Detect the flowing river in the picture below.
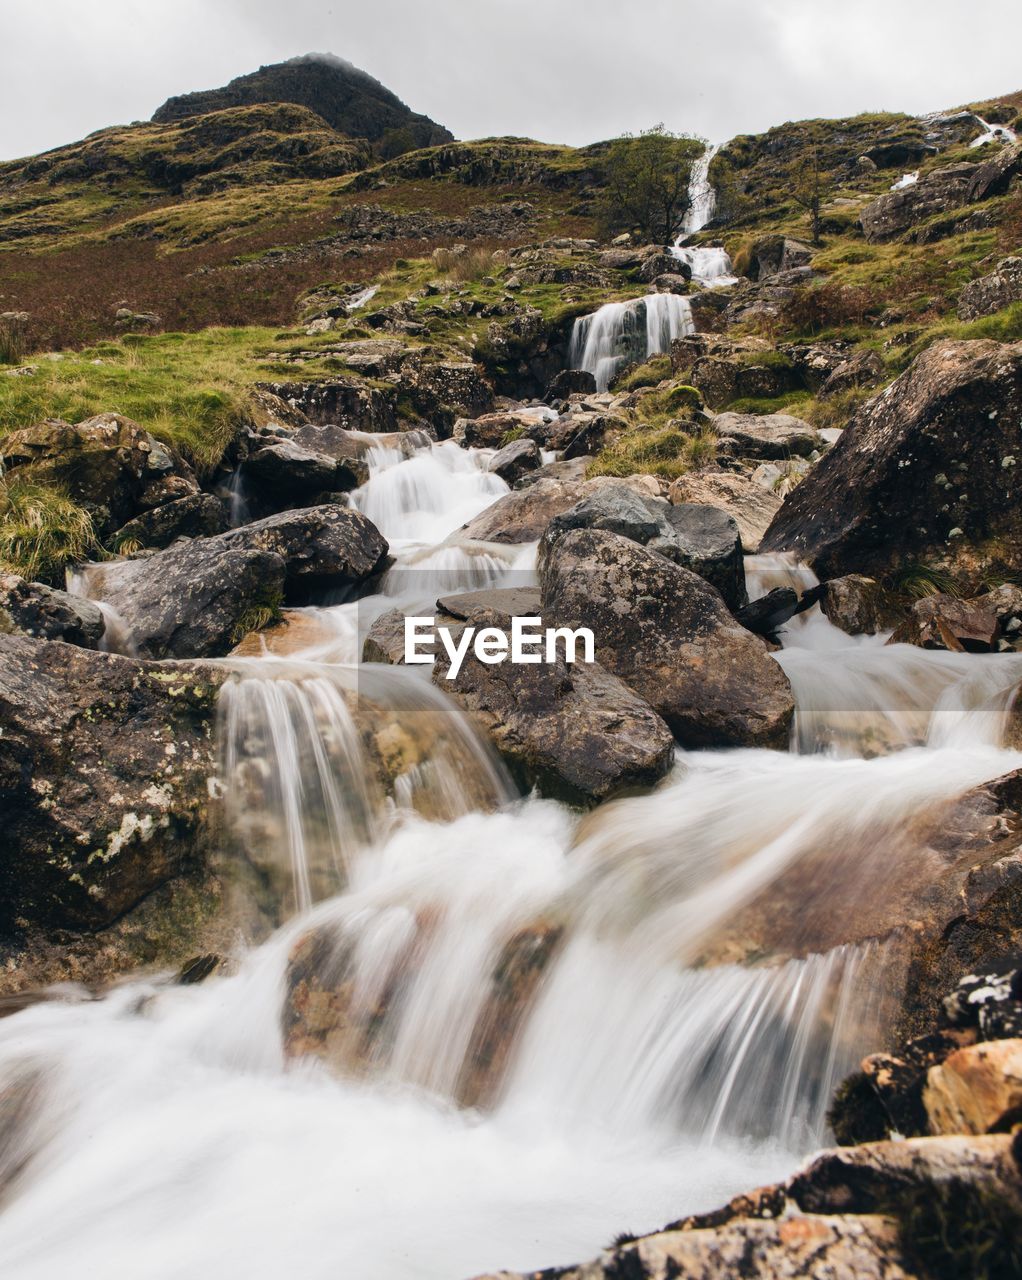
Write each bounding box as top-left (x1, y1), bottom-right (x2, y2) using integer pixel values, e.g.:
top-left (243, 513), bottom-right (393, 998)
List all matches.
top-left (2, 432), bottom-right (1022, 1280)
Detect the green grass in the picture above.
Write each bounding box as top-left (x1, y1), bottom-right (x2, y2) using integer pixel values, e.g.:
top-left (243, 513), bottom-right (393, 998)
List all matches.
top-left (0, 476), bottom-right (97, 582)
top-left (587, 423), bottom-right (717, 480)
top-left (0, 327), bottom-right (286, 472)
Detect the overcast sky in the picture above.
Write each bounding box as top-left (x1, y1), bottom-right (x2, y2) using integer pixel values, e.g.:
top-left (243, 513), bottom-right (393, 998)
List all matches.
top-left (1, 0), bottom-right (1019, 161)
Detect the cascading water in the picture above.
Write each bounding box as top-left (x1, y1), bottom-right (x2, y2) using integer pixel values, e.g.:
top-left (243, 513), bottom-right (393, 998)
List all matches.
top-left (671, 141), bottom-right (739, 288)
top-left (970, 115), bottom-right (1018, 148)
top-left (567, 294), bottom-right (694, 391)
top-left (5, 432), bottom-right (1022, 1279)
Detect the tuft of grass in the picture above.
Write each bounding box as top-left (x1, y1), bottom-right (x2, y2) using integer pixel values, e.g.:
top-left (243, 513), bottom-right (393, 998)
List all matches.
top-left (587, 423), bottom-right (716, 480)
top-left (612, 354), bottom-right (673, 392)
top-left (231, 604), bottom-right (280, 644)
top-left (887, 562), bottom-right (961, 601)
top-left (432, 245), bottom-right (504, 283)
top-left (0, 475), bottom-right (97, 584)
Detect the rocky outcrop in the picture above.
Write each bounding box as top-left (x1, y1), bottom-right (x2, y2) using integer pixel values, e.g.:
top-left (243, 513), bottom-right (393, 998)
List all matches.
top-left (0, 415), bottom-right (197, 538)
top-left (0, 575), bottom-right (105, 648)
top-left (744, 234), bottom-right (814, 281)
top-left (761, 340), bottom-right (1022, 586)
top-left (859, 162), bottom-right (978, 243)
top-left (83, 506), bottom-right (388, 658)
top-left (540, 530), bottom-right (793, 748)
top-left (713, 411), bottom-right (822, 460)
top-left (958, 256), bottom-right (1022, 321)
top-left (924, 1039), bottom-right (1022, 1135)
top-left (0, 636), bottom-right (223, 930)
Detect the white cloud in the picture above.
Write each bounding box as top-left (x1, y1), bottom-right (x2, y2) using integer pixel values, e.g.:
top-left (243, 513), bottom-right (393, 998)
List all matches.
top-left (0, 0), bottom-right (1018, 161)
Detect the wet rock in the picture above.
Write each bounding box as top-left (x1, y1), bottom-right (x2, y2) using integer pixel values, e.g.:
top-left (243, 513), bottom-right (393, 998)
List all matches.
top-left (821, 575), bottom-right (903, 636)
top-left (453, 412), bottom-right (534, 449)
top-left (761, 340), bottom-right (1022, 586)
top-left (241, 436), bottom-right (343, 500)
top-left (460, 473), bottom-right (656, 545)
top-left (0, 635), bottom-right (223, 930)
top-left (256, 378), bottom-right (400, 432)
top-left (0, 574), bottom-right (105, 648)
top-left (924, 1039), bottom-right (1022, 1134)
top-left (110, 493), bottom-right (228, 551)
top-left (958, 256), bottom-right (1022, 321)
top-left (890, 593), bottom-right (999, 652)
top-left (428, 593), bottom-right (674, 804)
top-left (486, 438), bottom-right (541, 485)
top-left (713, 411), bottom-right (822, 460)
top-left (84, 506), bottom-right (388, 658)
top-left (668, 469), bottom-right (783, 553)
top-left (540, 529), bottom-right (794, 749)
top-left (0, 414), bottom-right (197, 537)
top-left (967, 141), bottom-right (1022, 202)
top-left (734, 587), bottom-right (802, 640)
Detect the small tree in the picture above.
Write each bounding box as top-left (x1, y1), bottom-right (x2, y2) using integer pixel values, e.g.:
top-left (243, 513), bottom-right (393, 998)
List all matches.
top-left (600, 126), bottom-right (700, 244)
top-left (792, 145), bottom-right (824, 246)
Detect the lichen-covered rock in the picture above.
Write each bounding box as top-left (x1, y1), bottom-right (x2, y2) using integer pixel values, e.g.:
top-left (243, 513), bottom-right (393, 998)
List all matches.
top-left (820, 350), bottom-right (886, 399)
top-left (111, 493), bottom-right (228, 551)
top-left (0, 635), bottom-right (224, 930)
top-left (0, 414), bottom-right (197, 536)
top-left (744, 234), bottom-right (815, 281)
top-left (761, 340), bottom-right (1022, 587)
top-left (821, 575), bottom-right (904, 637)
top-left (240, 436), bottom-right (343, 500)
top-left (0, 574), bottom-right (105, 648)
top-left (859, 162), bottom-right (978, 242)
top-left (540, 529), bottom-right (793, 748)
top-left (958, 256), bottom-right (1022, 321)
top-left (460, 473), bottom-right (657, 545)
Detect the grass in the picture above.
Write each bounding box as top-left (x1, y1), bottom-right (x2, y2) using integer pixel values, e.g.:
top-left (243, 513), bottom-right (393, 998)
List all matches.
top-left (587, 423), bottom-right (717, 480)
top-left (0, 327), bottom-right (283, 473)
top-left (0, 475), bottom-right (97, 582)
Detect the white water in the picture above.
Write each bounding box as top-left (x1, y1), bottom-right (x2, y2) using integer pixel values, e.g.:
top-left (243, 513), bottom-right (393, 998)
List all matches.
top-left (568, 294), bottom-right (694, 391)
top-left (7, 437), bottom-right (1022, 1279)
top-left (970, 116), bottom-right (1018, 148)
top-left (671, 141), bottom-right (739, 288)
top-left (891, 171), bottom-right (919, 190)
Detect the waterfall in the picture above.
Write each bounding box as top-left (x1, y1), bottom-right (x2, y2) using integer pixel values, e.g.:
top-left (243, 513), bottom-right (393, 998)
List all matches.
top-left (670, 141), bottom-right (739, 288)
top-left (970, 116), bottom-right (1018, 148)
top-left (6, 430), bottom-right (1022, 1279)
top-left (568, 294), bottom-right (694, 391)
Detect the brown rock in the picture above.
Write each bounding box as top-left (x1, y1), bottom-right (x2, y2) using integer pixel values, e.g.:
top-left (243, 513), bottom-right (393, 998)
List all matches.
top-left (924, 1039), bottom-right (1022, 1134)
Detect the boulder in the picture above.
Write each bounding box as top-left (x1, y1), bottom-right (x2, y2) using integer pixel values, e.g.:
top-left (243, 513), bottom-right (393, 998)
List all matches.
top-left (0, 414), bottom-right (197, 536)
top-left (84, 506), bottom-right (388, 658)
top-left (821, 575), bottom-right (903, 636)
top-left (668, 469), bottom-right (783, 552)
top-left (760, 340), bottom-right (1022, 586)
top-left (734, 587), bottom-right (802, 640)
top-left (690, 355), bottom-right (799, 410)
top-left (819, 349), bottom-right (886, 399)
top-left (111, 493), bottom-right (228, 551)
top-left (780, 342), bottom-right (854, 391)
top-left (543, 368), bottom-right (597, 401)
top-left (241, 437), bottom-right (343, 500)
top-left (745, 235), bottom-right (814, 281)
top-left (540, 529), bottom-right (794, 748)
top-left (0, 635), bottom-right (223, 930)
top-left (542, 484), bottom-right (747, 609)
top-left (486, 438), bottom-right (541, 485)
top-left (924, 1039), bottom-right (1022, 1134)
top-left (890, 593), bottom-right (999, 652)
top-left (967, 141), bottom-right (1022, 203)
top-left (713, 411), bottom-right (822, 460)
top-left (958, 257), bottom-right (1022, 321)
top-left (432, 617), bottom-right (675, 805)
top-left (453, 412), bottom-right (534, 449)
top-left (0, 574), bottom-right (105, 648)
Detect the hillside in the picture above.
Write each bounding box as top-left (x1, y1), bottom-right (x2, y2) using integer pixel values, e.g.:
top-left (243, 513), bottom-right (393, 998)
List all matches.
top-left (152, 53), bottom-right (453, 152)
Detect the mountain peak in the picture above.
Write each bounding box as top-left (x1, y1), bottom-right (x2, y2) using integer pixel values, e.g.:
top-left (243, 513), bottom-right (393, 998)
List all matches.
top-left (151, 54), bottom-right (453, 151)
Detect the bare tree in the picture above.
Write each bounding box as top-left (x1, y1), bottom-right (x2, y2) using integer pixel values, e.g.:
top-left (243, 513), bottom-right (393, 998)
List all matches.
top-left (792, 145), bottom-right (824, 246)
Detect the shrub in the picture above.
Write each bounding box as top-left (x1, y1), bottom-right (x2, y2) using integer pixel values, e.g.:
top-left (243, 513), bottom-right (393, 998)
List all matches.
top-left (432, 245), bottom-right (503, 284)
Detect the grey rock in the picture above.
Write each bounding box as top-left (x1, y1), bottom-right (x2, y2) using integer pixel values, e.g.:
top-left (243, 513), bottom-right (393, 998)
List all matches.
top-left (958, 257), bottom-right (1022, 322)
top-left (0, 575), bottom-right (105, 648)
top-left (713, 411), bottom-right (822, 460)
top-left (487, 438), bottom-right (541, 485)
top-left (111, 493), bottom-right (228, 550)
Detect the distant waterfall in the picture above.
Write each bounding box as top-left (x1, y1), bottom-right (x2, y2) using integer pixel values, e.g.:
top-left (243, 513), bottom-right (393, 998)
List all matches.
top-left (671, 141), bottom-right (739, 288)
top-left (568, 294), bottom-right (694, 391)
